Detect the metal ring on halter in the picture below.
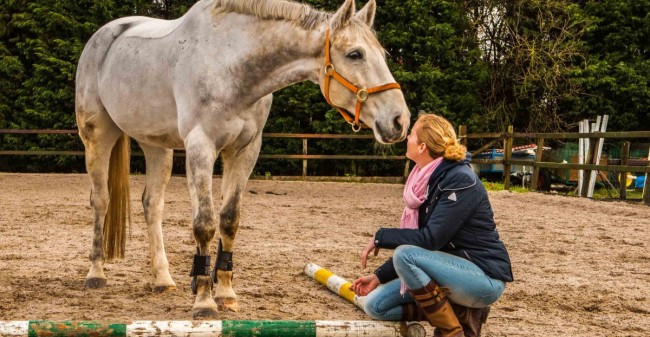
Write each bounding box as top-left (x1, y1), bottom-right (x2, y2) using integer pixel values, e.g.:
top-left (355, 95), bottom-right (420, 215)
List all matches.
top-left (351, 122), bottom-right (361, 132)
top-left (325, 64), bottom-right (335, 74)
top-left (356, 89), bottom-right (369, 102)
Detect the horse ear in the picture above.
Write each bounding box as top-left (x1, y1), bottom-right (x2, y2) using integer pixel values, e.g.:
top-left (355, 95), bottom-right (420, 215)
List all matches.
top-left (331, 0), bottom-right (356, 30)
top-left (355, 0), bottom-right (376, 27)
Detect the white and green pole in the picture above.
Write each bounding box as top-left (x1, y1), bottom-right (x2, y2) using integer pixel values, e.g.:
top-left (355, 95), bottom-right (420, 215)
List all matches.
top-left (0, 320), bottom-right (426, 337)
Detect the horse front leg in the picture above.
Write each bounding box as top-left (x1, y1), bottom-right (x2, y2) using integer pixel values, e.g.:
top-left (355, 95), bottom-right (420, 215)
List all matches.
top-left (140, 143), bottom-right (176, 292)
top-left (185, 131), bottom-right (220, 319)
top-left (213, 133), bottom-right (263, 312)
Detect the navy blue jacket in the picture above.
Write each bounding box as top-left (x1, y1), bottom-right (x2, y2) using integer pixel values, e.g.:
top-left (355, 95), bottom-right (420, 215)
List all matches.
top-left (373, 155), bottom-right (513, 283)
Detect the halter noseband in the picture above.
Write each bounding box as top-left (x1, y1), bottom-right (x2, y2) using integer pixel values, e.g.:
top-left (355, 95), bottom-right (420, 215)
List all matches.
top-left (322, 29), bottom-right (402, 132)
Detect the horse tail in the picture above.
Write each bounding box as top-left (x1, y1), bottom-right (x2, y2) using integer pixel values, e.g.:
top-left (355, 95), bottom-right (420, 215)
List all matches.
top-left (104, 133), bottom-right (131, 260)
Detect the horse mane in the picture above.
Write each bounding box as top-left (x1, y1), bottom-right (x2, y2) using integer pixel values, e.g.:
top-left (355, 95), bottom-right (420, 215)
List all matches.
top-left (213, 0), bottom-right (385, 53)
top-left (214, 0), bottom-right (331, 30)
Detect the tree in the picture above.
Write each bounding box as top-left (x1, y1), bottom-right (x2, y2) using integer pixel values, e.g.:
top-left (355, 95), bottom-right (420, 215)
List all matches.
top-left (0, 0), bottom-right (194, 172)
top-left (4, 0), bottom-right (646, 174)
top-left (376, 0), bottom-right (488, 130)
top-left (0, 0), bottom-right (27, 129)
top-left (262, 0), bottom-right (489, 175)
top-left (573, 0), bottom-right (650, 131)
top-left (466, 0), bottom-right (590, 132)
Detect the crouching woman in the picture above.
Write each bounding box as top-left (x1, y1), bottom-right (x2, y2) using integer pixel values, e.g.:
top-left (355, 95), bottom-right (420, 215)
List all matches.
top-left (350, 113), bottom-right (513, 337)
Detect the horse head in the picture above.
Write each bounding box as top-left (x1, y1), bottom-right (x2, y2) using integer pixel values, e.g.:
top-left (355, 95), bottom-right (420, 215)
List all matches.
top-left (320, 0), bottom-right (410, 144)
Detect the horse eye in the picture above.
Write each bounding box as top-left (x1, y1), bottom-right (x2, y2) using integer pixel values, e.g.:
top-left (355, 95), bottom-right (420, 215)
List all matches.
top-left (346, 50), bottom-right (363, 60)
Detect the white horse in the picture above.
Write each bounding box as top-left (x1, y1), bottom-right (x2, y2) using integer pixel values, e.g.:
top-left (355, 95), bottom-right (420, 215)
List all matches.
top-left (75, 0), bottom-right (409, 318)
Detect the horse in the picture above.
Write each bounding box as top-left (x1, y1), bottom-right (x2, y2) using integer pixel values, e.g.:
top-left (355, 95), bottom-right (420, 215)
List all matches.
top-left (75, 0), bottom-right (410, 318)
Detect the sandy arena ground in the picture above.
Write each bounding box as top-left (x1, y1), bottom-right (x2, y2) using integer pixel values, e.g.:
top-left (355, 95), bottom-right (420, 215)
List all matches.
top-left (0, 173), bottom-right (648, 336)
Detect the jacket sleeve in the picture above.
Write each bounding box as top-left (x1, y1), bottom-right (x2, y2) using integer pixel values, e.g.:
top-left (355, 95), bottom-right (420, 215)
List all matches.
top-left (373, 258), bottom-right (398, 284)
top-left (374, 186), bottom-right (477, 251)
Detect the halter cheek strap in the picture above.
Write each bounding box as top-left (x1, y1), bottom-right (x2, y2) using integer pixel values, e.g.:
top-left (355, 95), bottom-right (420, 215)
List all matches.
top-left (322, 29), bottom-right (402, 132)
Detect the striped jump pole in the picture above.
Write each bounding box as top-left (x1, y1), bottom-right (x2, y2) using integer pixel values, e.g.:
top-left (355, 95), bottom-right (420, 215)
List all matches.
top-left (0, 320), bottom-right (426, 337)
top-left (303, 263), bottom-right (365, 309)
top-left (303, 263), bottom-right (426, 336)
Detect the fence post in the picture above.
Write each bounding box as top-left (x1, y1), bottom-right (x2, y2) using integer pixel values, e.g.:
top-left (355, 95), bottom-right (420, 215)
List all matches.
top-left (577, 120), bottom-right (585, 195)
top-left (403, 160), bottom-right (411, 183)
top-left (619, 141), bottom-right (630, 200)
top-left (503, 126), bottom-right (513, 190)
top-left (302, 138), bottom-right (308, 179)
top-left (587, 115), bottom-right (608, 198)
top-left (530, 138), bottom-right (545, 191)
top-left (643, 149), bottom-right (650, 205)
top-left (458, 125), bottom-right (467, 147)
top-left (581, 122), bottom-right (597, 197)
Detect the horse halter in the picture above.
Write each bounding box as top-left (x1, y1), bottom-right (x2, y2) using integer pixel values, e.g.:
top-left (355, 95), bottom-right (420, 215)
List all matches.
top-left (322, 29), bottom-right (402, 132)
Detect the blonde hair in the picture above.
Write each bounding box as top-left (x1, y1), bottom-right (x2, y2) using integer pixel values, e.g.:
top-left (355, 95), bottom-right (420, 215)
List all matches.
top-left (415, 112), bottom-right (466, 161)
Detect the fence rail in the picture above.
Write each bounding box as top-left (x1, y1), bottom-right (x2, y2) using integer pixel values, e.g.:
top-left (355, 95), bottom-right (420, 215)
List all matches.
top-left (0, 129), bottom-right (410, 180)
top-left (2, 128), bottom-right (649, 204)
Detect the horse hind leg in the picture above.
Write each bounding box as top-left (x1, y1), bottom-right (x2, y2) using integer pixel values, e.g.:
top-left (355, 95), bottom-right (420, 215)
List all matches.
top-left (214, 132), bottom-right (264, 312)
top-left (78, 111), bottom-right (127, 288)
top-left (140, 143), bottom-right (176, 292)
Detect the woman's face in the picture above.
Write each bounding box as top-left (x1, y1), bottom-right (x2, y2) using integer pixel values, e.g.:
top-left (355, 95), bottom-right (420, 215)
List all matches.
top-left (405, 124), bottom-right (424, 161)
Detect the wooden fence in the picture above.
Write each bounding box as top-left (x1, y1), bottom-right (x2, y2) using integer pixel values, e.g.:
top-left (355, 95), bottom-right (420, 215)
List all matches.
top-left (1, 128), bottom-right (649, 204)
top-left (458, 126), bottom-right (650, 204)
top-left (0, 129), bottom-right (410, 181)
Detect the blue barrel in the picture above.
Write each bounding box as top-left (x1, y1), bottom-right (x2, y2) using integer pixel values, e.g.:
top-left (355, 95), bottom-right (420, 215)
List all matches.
top-left (635, 175), bottom-right (646, 189)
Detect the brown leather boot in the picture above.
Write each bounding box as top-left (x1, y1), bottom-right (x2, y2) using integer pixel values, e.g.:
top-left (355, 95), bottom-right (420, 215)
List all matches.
top-left (401, 302), bottom-right (427, 321)
top-left (409, 281), bottom-right (464, 337)
top-left (451, 303), bottom-right (490, 337)
top-left (434, 303), bottom-right (490, 337)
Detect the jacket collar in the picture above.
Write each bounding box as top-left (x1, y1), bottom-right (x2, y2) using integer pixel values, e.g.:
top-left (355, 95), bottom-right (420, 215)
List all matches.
top-left (427, 152), bottom-right (471, 186)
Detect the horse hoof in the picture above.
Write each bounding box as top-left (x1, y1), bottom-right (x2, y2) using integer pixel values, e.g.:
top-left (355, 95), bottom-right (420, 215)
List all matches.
top-left (85, 278), bottom-right (107, 288)
top-left (192, 307), bottom-right (220, 319)
top-left (216, 298), bottom-right (240, 312)
top-left (153, 285), bottom-right (176, 293)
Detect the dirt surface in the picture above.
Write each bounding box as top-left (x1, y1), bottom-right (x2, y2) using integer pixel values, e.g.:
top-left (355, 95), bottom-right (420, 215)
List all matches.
top-left (0, 173), bottom-right (648, 336)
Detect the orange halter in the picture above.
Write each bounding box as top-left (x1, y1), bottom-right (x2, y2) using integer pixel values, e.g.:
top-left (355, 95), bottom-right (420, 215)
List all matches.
top-left (322, 29), bottom-right (402, 132)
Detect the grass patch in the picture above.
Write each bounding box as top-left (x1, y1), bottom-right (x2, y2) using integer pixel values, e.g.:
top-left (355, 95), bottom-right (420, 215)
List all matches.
top-left (474, 178), bottom-right (644, 198)
top-left (481, 179), bottom-right (529, 193)
top-left (590, 188), bottom-right (644, 200)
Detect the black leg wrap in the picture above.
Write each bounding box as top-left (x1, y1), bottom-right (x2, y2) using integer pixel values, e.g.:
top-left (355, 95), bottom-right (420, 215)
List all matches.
top-left (216, 240), bottom-right (233, 271)
top-left (212, 240), bottom-right (233, 284)
top-left (190, 254), bottom-right (211, 277)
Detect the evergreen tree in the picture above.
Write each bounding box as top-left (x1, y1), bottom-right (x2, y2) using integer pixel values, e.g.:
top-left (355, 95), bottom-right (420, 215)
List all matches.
top-left (376, 0), bottom-right (488, 129)
top-left (1, 0), bottom-right (648, 174)
top-left (0, 0), bottom-right (27, 129)
top-left (0, 0), bottom-right (193, 172)
top-left (574, 0), bottom-right (650, 131)
top-left (262, 0), bottom-right (488, 176)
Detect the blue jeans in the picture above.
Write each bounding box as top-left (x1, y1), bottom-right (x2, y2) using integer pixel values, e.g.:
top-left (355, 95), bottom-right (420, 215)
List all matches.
top-left (364, 245), bottom-right (505, 321)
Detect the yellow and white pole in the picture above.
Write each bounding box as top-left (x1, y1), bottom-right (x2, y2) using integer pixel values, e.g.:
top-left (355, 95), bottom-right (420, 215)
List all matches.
top-left (304, 262), bottom-right (366, 309)
top-left (303, 263), bottom-right (427, 337)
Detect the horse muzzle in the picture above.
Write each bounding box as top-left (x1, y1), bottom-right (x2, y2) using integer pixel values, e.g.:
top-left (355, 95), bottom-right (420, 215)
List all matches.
top-left (374, 113), bottom-right (410, 144)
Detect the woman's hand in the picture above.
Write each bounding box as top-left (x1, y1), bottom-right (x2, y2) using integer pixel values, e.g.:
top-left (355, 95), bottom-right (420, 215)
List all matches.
top-left (360, 237), bottom-right (379, 269)
top-left (350, 274), bottom-right (380, 296)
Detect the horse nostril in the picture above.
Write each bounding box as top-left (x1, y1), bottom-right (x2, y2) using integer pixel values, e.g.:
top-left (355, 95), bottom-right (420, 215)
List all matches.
top-left (393, 116), bottom-right (402, 133)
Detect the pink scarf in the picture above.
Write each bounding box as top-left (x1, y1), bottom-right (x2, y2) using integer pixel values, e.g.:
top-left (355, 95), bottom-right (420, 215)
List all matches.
top-left (399, 157), bottom-right (443, 295)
